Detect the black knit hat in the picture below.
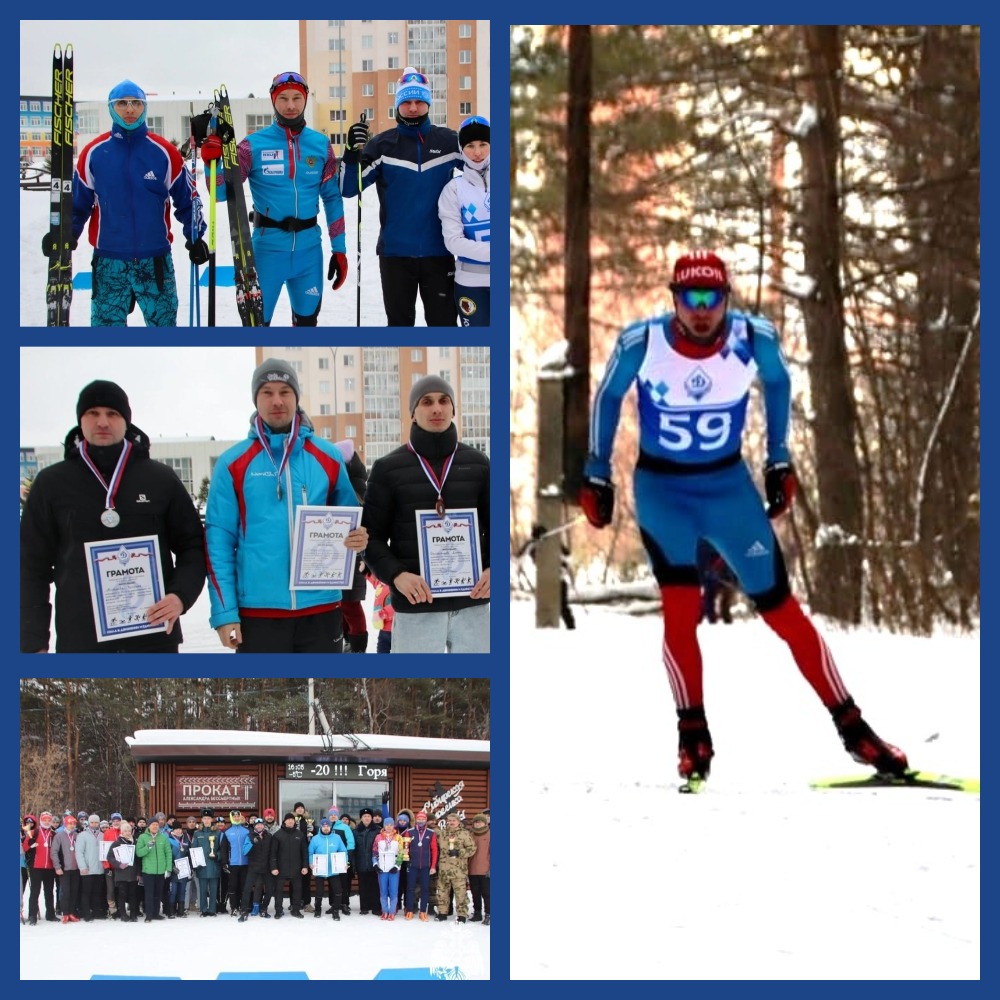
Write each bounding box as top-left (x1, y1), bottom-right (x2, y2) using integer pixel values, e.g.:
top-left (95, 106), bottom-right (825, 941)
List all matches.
top-left (459, 115), bottom-right (490, 148)
top-left (76, 380), bottom-right (131, 425)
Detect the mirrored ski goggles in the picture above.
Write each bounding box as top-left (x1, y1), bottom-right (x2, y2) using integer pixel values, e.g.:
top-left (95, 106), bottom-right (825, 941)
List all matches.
top-left (113, 99), bottom-right (145, 110)
top-left (460, 115), bottom-right (490, 129)
top-left (270, 71), bottom-right (308, 93)
top-left (398, 70), bottom-right (429, 85)
top-left (677, 287), bottom-right (726, 310)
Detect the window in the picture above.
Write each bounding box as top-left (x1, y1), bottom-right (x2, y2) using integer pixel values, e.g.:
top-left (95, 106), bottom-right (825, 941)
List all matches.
top-left (345, 424), bottom-right (357, 438)
top-left (328, 86), bottom-right (346, 100)
top-left (291, 360), bottom-right (303, 374)
top-left (344, 378), bottom-right (355, 391)
top-left (77, 110), bottom-right (100, 134)
top-left (318, 356), bottom-right (330, 370)
top-left (329, 109), bottom-right (347, 122)
top-left (247, 114), bottom-right (270, 134)
top-left (387, 82), bottom-right (396, 97)
top-left (319, 404), bottom-right (331, 415)
top-left (329, 61), bottom-right (345, 75)
top-left (319, 380), bottom-right (330, 395)
top-left (276, 778), bottom-right (388, 830)
top-left (387, 32), bottom-right (399, 44)
top-left (328, 37), bottom-right (345, 51)
top-left (440, 347), bottom-right (451, 357)
top-left (411, 349), bottom-right (423, 362)
top-left (440, 370), bottom-right (452, 383)
top-left (459, 24), bottom-right (472, 38)
top-left (343, 355), bottom-right (355, 367)
top-left (344, 401), bottom-right (356, 414)
top-left (388, 56), bottom-right (399, 70)
top-left (362, 84), bottom-right (374, 98)
top-left (460, 50), bottom-right (472, 64)
top-left (145, 116), bottom-right (164, 135)
top-left (362, 34), bottom-right (373, 49)
top-left (362, 59), bottom-right (373, 72)
top-left (328, 19), bottom-right (345, 26)
top-left (460, 102), bottom-right (472, 116)
top-left (460, 76), bottom-right (472, 90)
top-left (161, 457), bottom-right (193, 495)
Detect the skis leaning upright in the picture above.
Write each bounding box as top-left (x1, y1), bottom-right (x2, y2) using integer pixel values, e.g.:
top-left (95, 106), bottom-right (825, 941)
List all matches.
top-left (45, 43), bottom-right (74, 326)
top-left (213, 85), bottom-right (264, 326)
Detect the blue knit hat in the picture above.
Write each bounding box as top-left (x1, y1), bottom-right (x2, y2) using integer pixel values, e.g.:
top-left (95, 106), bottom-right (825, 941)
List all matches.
top-left (395, 67), bottom-right (431, 110)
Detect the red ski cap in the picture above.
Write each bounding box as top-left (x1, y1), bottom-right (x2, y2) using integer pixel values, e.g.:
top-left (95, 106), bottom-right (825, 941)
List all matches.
top-left (670, 251), bottom-right (729, 290)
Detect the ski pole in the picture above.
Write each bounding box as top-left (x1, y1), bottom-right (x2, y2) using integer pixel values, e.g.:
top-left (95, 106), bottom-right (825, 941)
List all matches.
top-left (207, 106), bottom-right (218, 327)
top-left (188, 104), bottom-right (202, 327)
top-left (356, 112), bottom-right (365, 327)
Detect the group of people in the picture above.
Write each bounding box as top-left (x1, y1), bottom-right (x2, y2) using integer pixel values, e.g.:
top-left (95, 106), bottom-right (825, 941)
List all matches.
top-left (42, 67), bottom-right (490, 327)
top-left (22, 799), bottom-right (490, 927)
top-left (20, 359), bottom-right (490, 654)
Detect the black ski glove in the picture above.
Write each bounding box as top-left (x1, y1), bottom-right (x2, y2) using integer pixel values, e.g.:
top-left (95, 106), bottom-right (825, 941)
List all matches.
top-left (186, 239), bottom-right (210, 265)
top-left (328, 252), bottom-right (348, 291)
top-left (347, 119), bottom-right (369, 151)
top-left (381, 791), bottom-right (390, 805)
top-left (41, 232), bottom-right (77, 256)
top-left (764, 461), bottom-right (798, 519)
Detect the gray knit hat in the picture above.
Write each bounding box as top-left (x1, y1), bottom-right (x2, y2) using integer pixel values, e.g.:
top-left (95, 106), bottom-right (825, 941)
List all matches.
top-left (252, 358), bottom-right (300, 405)
top-left (409, 375), bottom-right (455, 416)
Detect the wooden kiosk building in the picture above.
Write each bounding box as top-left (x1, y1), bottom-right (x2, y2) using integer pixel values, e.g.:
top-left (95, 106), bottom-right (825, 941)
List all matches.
top-left (126, 729), bottom-right (490, 824)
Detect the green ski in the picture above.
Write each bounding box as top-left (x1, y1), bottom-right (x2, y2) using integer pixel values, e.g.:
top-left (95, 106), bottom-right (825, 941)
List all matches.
top-left (810, 770), bottom-right (979, 793)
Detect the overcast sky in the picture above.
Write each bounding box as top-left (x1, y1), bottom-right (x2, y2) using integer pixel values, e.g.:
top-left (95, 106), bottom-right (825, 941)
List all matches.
top-left (20, 20), bottom-right (300, 101)
top-left (20, 347), bottom-right (262, 447)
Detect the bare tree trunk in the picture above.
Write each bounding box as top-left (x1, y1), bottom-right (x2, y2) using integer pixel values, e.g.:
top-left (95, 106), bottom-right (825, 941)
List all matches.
top-left (798, 25), bottom-right (863, 622)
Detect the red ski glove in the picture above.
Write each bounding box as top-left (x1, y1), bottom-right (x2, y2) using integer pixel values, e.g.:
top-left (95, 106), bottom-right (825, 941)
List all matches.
top-left (764, 461), bottom-right (798, 519)
top-left (200, 135), bottom-right (224, 163)
top-left (328, 252), bottom-right (349, 291)
top-left (579, 476), bottom-right (615, 528)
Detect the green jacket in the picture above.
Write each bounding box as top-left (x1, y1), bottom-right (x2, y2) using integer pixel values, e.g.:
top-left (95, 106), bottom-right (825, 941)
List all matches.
top-left (135, 829), bottom-right (174, 875)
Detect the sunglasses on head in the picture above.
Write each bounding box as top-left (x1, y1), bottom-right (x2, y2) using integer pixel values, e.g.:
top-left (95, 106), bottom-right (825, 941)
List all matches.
top-left (461, 115), bottom-right (489, 129)
top-left (678, 287), bottom-right (725, 310)
top-left (271, 71), bottom-right (308, 93)
top-left (399, 70), bottom-right (429, 84)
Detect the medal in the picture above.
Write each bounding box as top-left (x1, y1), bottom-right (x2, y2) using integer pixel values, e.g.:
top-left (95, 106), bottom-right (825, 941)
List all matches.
top-left (101, 509), bottom-right (121, 528)
top-left (80, 439), bottom-right (132, 530)
top-left (408, 441), bottom-right (458, 518)
top-left (255, 411), bottom-right (300, 503)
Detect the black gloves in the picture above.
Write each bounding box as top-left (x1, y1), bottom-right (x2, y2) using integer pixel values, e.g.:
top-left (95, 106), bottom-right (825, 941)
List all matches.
top-left (41, 232), bottom-right (77, 256)
top-left (764, 461), bottom-right (798, 519)
top-left (186, 239), bottom-right (210, 265)
top-left (381, 791), bottom-right (390, 805)
top-left (579, 476), bottom-right (615, 528)
top-left (347, 119), bottom-right (369, 151)
top-left (328, 252), bottom-right (348, 291)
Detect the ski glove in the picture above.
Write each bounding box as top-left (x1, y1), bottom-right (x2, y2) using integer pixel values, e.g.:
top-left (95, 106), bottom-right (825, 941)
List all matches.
top-left (347, 120), bottom-right (370, 151)
top-left (579, 476), bottom-right (615, 528)
top-left (764, 461), bottom-right (798, 519)
top-left (41, 232), bottom-right (77, 256)
top-left (200, 135), bottom-right (224, 163)
top-left (328, 252), bottom-right (349, 291)
top-left (381, 791), bottom-right (390, 805)
top-left (186, 239), bottom-right (210, 265)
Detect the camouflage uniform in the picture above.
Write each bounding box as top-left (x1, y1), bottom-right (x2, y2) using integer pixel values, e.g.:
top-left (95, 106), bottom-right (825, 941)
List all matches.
top-left (435, 821), bottom-right (477, 918)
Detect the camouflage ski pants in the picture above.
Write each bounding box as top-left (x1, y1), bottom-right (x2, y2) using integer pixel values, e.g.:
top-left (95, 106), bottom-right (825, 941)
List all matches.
top-left (91, 254), bottom-right (178, 326)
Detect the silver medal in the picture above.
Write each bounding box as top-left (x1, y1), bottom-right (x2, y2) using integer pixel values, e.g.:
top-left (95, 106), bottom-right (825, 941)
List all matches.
top-left (101, 508), bottom-right (120, 528)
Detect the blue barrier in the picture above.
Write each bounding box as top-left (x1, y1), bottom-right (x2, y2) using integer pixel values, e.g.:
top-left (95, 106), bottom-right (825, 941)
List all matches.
top-left (71, 267), bottom-right (236, 290)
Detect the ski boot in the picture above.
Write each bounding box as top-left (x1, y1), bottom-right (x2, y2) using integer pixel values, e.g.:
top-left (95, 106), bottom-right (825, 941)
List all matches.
top-left (832, 698), bottom-right (909, 776)
top-left (677, 707), bottom-right (714, 790)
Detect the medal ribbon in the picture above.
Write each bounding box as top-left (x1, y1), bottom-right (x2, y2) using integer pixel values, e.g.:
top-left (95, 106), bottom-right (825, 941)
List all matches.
top-left (407, 442), bottom-right (458, 511)
top-left (255, 410), bottom-right (301, 497)
top-left (79, 439), bottom-right (132, 512)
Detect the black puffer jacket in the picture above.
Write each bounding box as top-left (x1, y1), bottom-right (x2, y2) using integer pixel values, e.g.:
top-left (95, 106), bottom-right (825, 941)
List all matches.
top-left (361, 422), bottom-right (489, 615)
top-left (20, 424), bottom-right (207, 652)
top-left (352, 819), bottom-right (379, 873)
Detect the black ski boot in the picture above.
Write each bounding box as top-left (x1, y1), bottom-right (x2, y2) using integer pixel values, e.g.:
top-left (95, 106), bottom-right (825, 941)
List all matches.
top-left (832, 698), bottom-right (909, 775)
top-left (677, 706), bottom-right (714, 780)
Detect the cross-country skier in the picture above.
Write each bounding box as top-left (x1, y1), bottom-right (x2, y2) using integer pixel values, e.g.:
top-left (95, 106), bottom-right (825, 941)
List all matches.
top-left (580, 250), bottom-right (910, 786)
top-left (199, 71), bottom-right (348, 326)
top-left (340, 67), bottom-right (462, 326)
top-left (54, 80), bottom-right (207, 326)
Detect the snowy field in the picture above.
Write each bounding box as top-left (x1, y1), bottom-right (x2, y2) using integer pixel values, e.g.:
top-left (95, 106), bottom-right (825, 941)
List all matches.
top-left (19, 896), bottom-right (489, 980)
top-left (508, 593), bottom-right (980, 980)
top-left (20, 169), bottom-right (423, 328)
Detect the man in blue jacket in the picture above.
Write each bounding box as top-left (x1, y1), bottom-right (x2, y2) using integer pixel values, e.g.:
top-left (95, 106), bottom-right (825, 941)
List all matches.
top-left (201, 72), bottom-right (348, 326)
top-left (205, 358), bottom-right (368, 652)
top-left (54, 80), bottom-right (207, 326)
top-left (340, 68), bottom-right (461, 326)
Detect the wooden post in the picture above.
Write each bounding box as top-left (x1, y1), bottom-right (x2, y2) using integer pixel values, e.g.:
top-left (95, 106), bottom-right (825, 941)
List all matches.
top-left (536, 374), bottom-right (565, 627)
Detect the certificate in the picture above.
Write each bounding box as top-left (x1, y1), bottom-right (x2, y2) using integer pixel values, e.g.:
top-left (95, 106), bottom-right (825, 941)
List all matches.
top-left (113, 844), bottom-right (135, 865)
top-left (290, 505), bottom-right (361, 590)
top-left (415, 508), bottom-right (483, 598)
top-left (189, 846), bottom-right (206, 868)
top-left (83, 535), bottom-right (167, 642)
top-left (330, 851), bottom-right (347, 874)
top-left (312, 854), bottom-right (330, 878)
top-left (174, 856), bottom-right (192, 880)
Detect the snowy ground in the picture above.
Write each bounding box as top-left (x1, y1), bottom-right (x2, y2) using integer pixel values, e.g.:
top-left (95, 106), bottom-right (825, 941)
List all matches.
top-left (19, 894), bottom-right (489, 980)
top-left (20, 171), bottom-right (422, 328)
top-left (509, 592), bottom-right (980, 980)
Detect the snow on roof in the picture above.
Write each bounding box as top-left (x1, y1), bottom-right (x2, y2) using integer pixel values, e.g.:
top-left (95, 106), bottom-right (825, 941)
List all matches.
top-left (127, 729), bottom-right (487, 752)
